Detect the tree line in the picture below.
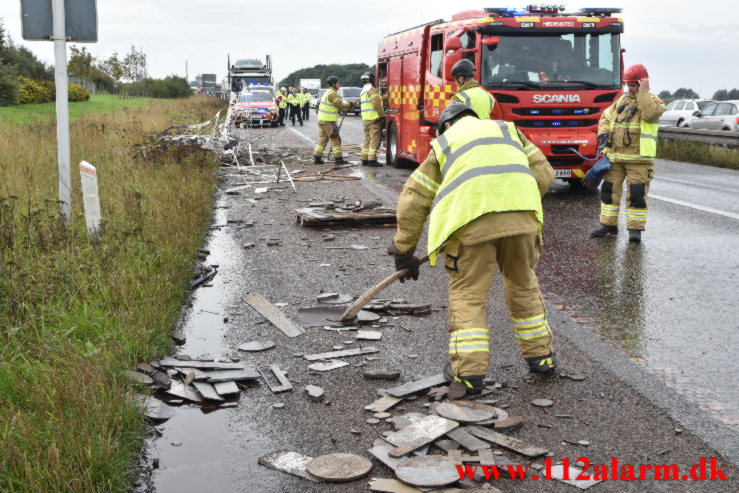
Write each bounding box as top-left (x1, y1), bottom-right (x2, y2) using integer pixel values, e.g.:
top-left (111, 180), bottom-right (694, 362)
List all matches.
top-left (0, 18), bottom-right (191, 106)
top-left (658, 87), bottom-right (739, 102)
top-left (279, 63), bottom-right (375, 88)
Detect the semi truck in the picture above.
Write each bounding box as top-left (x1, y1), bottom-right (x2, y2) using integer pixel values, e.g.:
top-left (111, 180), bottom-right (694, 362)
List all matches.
top-left (377, 6), bottom-right (624, 183)
top-left (300, 78), bottom-right (321, 109)
top-left (227, 55), bottom-right (273, 97)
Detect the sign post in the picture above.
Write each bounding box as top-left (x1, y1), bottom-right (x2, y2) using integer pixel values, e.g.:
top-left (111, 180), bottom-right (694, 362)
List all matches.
top-left (52, 0), bottom-right (72, 222)
top-left (21, 0), bottom-right (98, 223)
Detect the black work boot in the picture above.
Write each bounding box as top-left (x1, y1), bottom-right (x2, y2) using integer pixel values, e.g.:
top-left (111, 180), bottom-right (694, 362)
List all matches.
top-left (313, 156), bottom-right (324, 165)
top-left (525, 354), bottom-right (557, 375)
top-left (334, 157), bottom-right (348, 165)
top-left (367, 159), bottom-right (381, 167)
top-left (361, 160), bottom-right (369, 166)
top-left (448, 375), bottom-right (485, 400)
top-left (628, 229), bottom-right (642, 243)
top-left (591, 224), bottom-right (618, 238)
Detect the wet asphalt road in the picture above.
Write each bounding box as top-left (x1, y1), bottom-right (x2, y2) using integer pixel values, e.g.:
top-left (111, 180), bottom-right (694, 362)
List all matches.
top-left (146, 117), bottom-right (738, 492)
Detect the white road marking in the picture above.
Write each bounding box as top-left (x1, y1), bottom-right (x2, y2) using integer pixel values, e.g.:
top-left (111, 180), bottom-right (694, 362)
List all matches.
top-left (650, 194), bottom-right (739, 220)
top-left (288, 126), bottom-right (315, 146)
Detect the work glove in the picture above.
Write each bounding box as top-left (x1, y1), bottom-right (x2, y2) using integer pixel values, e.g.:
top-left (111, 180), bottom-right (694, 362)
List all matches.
top-left (387, 243), bottom-right (420, 283)
top-left (582, 155), bottom-right (612, 190)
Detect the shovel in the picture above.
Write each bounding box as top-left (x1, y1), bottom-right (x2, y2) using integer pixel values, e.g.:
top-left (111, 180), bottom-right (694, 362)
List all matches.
top-left (340, 253), bottom-right (432, 323)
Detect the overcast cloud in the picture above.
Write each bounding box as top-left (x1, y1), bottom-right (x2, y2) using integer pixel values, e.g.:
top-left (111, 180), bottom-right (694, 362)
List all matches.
top-left (1, 0), bottom-right (738, 97)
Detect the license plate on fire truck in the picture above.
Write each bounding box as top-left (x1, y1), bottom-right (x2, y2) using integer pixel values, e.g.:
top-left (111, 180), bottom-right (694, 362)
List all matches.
top-left (554, 169), bottom-right (572, 178)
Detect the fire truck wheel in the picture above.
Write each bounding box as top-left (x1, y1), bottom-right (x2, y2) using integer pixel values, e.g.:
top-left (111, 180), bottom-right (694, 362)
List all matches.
top-left (387, 121), bottom-right (401, 168)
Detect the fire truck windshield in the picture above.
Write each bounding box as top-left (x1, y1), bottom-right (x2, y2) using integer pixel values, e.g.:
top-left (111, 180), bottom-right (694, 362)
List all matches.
top-left (481, 32), bottom-right (620, 90)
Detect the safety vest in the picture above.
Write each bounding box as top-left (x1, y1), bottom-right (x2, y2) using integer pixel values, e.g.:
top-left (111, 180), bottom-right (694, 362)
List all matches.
top-left (318, 89), bottom-right (339, 122)
top-left (360, 87), bottom-right (380, 121)
top-left (605, 95), bottom-right (659, 159)
top-left (287, 93), bottom-right (300, 106)
top-left (277, 90), bottom-right (287, 109)
top-left (427, 117), bottom-right (543, 266)
top-left (301, 92), bottom-right (310, 104)
top-left (453, 86), bottom-right (495, 119)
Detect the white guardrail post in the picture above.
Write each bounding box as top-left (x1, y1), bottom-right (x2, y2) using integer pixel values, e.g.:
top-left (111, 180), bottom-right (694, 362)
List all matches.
top-left (79, 161), bottom-right (102, 239)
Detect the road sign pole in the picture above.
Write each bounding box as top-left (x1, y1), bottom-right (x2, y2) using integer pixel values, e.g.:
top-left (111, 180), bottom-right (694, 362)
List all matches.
top-left (52, 0), bottom-right (72, 223)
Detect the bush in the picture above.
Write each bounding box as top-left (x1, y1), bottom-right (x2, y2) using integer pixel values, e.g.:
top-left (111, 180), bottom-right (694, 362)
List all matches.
top-left (68, 83), bottom-right (90, 102)
top-left (17, 76), bottom-right (53, 104)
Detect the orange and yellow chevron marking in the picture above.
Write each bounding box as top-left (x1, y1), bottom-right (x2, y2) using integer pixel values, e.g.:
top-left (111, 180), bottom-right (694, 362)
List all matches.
top-left (425, 84), bottom-right (453, 108)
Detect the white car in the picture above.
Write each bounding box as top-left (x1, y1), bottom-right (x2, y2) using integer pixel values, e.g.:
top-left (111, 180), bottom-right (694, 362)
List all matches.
top-left (658, 99), bottom-right (715, 127)
top-left (683, 100), bottom-right (739, 131)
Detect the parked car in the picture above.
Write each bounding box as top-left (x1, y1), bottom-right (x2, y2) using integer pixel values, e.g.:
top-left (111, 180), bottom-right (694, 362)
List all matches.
top-left (683, 100), bottom-right (739, 131)
top-left (658, 99), bottom-right (715, 127)
top-left (231, 86), bottom-right (278, 128)
top-left (337, 87), bottom-right (362, 116)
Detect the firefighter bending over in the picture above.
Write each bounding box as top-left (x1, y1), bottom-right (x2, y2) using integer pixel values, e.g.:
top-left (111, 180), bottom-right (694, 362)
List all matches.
top-left (314, 76), bottom-right (353, 164)
top-left (448, 59), bottom-right (496, 119)
top-left (359, 72), bottom-right (385, 167)
top-left (388, 103), bottom-right (556, 399)
top-left (591, 64), bottom-right (665, 243)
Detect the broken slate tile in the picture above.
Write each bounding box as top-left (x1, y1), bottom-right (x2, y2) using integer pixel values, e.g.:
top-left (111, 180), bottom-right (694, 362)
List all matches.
top-left (150, 371), bottom-right (172, 390)
top-left (386, 374), bottom-right (449, 398)
top-left (305, 385), bottom-right (325, 402)
top-left (493, 416), bottom-right (524, 433)
top-left (305, 453), bottom-right (372, 482)
top-left (213, 381), bottom-right (240, 397)
top-left (135, 394), bottom-right (175, 423)
top-left (204, 368), bottom-right (260, 383)
top-left (303, 346), bottom-right (379, 361)
top-left (356, 330), bottom-right (382, 341)
top-left (465, 426), bottom-right (548, 458)
top-left (258, 450), bottom-right (321, 482)
top-left (238, 340), bottom-right (276, 352)
top-left (192, 381), bottom-right (225, 402)
top-left (363, 369), bottom-right (401, 380)
top-left (307, 359), bottom-right (349, 372)
top-left (166, 381), bottom-right (203, 403)
top-left (550, 463), bottom-right (602, 489)
top-left (365, 395), bottom-right (403, 413)
top-left (532, 398), bottom-right (554, 408)
top-left (384, 416), bottom-right (459, 457)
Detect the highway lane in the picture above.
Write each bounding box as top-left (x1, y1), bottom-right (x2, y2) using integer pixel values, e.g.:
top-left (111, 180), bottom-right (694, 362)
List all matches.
top-left (291, 115), bottom-right (739, 428)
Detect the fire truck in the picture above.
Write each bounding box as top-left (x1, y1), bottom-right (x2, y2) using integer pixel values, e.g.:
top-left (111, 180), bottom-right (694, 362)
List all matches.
top-left (377, 6), bottom-right (624, 183)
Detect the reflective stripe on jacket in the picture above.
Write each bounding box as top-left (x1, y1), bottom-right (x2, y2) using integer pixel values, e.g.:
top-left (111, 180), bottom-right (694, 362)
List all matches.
top-left (276, 90), bottom-right (287, 109)
top-left (427, 117), bottom-right (543, 265)
top-left (602, 93), bottom-right (663, 161)
top-left (452, 86), bottom-right (495, 119)
top-left (318, 89), bottom-right (339, 122)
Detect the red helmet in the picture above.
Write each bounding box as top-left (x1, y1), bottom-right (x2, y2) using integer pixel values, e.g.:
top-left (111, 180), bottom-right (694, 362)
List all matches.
top-left (623, 64), bottom-right (648, 83)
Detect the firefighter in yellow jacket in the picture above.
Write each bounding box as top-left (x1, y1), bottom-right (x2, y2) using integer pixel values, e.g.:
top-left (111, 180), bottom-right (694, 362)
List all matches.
top-left (591, 64), bottom-right (665, 243)
top-left (448, 59), bottom-right (496, 119)
top-left (359, 72), bottom-right (385, 167)
top-left (389, 103), bottom-right (556, 399)
top-left (314, 76), bottom-right (353, 164)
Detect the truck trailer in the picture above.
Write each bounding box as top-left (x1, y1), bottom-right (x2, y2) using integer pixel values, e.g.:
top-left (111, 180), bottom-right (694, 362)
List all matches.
top-left (377, 6), bottom-right (624, 183)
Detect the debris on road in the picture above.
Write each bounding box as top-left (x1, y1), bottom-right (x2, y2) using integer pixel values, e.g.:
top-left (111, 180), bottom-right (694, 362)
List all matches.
top-left (303, 346), bottom-right (379, 361)
top-left (214, 381), bottom-right (240, 397)
top-left (204, 369), bottom-right (260, 382)
top-left (192, 381), bottom-right (225, 402)
top-left (238, 340), bottom-right (277, 352)
top-left (307, 359), bottom-right (349, 372)
top-left (366, 395), bottom-right (404, 413)
top-left (305, 385), bottom-right (325, 402)
top-left (243, 292), bottom-right (305, 338)
top-left (465, 426), bottom-right (549, 458)
top-left (356, 330), bottom-right (382, 341)
top-left (384, 415), bottom-right (459, 457)
top-left (190, 265), bottom-right (218, 290)
top-left (532, 398), bottom-right (554, 408)
top-left (258, 450), bottom-right (322, 482)
top-left (135, 394), bottom-right (175, 423)
top-left (549, 463), bottom-right (603, 489)
top-left (260, 364), bottom-right (293, 393)
top-left (386, 374), bottom-right (450, 398)
top-left (295, 203), bottom-right (396, 228)
top-left (158, 356), bottom-right (244, 370)
top-left (363, 369), bottom-right (401, 380)
top-left (394, 455), bottom-right (460, 488)
top-left (436, 400), bottom-right (498, 424)
top-left (305, 453), bottom-right (372, 482)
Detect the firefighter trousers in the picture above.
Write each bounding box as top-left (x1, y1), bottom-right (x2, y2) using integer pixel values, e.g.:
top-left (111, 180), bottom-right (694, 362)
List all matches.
top-left (446, 233), bottom-right (553, 377)
top-left (599, 161), bottom-right (653, 230)
top-left (314, 121), bottom-right (342, 158)
top-left (361, 119), bottom-right (383, 160)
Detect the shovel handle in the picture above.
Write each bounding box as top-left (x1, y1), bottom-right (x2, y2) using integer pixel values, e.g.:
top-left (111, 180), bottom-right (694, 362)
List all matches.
top-left (340, 254), bottom-right (431, 322)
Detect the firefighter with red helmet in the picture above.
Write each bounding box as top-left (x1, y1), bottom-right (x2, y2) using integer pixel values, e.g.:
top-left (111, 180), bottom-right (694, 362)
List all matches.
top-left (448, 59), bottom-right (496, 119)
top-left (591, 64), bottom-right (665, 243)
top-left (388, 103), bottom-right (555, 399)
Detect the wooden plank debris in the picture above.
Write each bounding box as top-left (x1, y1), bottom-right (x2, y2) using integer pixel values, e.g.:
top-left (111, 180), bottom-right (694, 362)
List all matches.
top-left (192, 381), bottom-right (225, 401)
top-left (243, 293), bottom-right (305, 338)
top-left (386, 374), bottom-right (449, 398)
top-left (295, 207), bottom-right (396, 228)
top-left (466, 425), bottom-right (549, 458)
top-left (303, 346), bottom-right (379, 361)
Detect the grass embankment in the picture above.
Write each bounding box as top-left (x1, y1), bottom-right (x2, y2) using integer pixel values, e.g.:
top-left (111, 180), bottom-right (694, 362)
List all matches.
top-left (0, 96), bottom-right (225, 492)
top-left (0, 94), bottom-right (159, 125)
top-left (658, 139), bottom-right (739, 169)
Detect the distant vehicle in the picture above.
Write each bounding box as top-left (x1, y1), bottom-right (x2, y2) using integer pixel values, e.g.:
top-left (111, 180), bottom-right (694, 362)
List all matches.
top-left (231, 86), bottom-right (278, 128)
top-left (300, 78), bottom-right (321, 109)
top-left (683, 100), bottom-right (739, 131)
top-left (228, 55), bottom-right (273, 97)
top-left (658, 99), bottom-right (715, 127)
top-left (315, 89), bottom-right (328, 113)
top-left (337, 87), bottom-right (361, 116)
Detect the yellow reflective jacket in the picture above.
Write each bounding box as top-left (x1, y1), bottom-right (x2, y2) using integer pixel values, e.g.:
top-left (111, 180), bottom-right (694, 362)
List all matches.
top-left (450, 79), bottom-right (496, 119)
top-left (598, 90), bottom-right (665, 163)
top-left (360, 86), bottom-right (384, 121)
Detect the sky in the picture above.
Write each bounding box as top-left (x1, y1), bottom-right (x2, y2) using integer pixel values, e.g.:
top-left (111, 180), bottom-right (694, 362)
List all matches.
top-left (1, 0), bottom-right (738, 97)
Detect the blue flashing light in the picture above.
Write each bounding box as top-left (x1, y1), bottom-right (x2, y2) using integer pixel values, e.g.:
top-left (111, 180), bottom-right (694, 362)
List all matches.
top-left (534, 121), bottom-right (545, 127)
top-left (552, 121), bottom-right (562, 126)
top-left (506, 7), bottom-right (528, 14)
top-left (568, 121), bottom-right (579, 126)
top-left (573, 109), bottom-right (585, 115)
top-left (552, 109), bottom-right (564, 115)
top-left (530, 109), bottom-right (540, 115)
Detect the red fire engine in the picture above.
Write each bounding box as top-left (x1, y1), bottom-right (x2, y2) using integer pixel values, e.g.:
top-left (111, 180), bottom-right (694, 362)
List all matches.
top-left (377, 6), bottom-right (625, 184)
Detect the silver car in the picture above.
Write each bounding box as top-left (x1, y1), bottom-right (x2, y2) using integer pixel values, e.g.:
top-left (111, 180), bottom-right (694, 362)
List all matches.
top-left (658, 99), bottom-right (715, 127)
top-left (683, 100), bottom-right (739, 131)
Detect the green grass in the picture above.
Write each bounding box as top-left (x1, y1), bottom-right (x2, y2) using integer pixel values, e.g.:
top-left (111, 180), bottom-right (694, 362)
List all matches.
top-left (0, 95), bottom-right (226, 492)
top-left (658, 139), bottom-right (739, 169)
top-left (0, 94), bottom-right (161, 125)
